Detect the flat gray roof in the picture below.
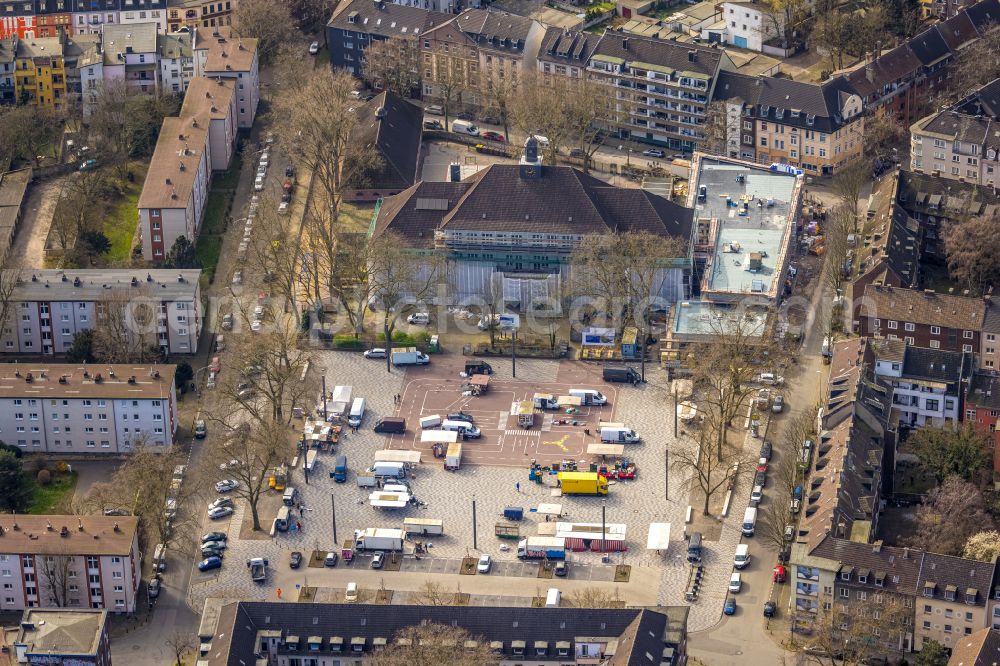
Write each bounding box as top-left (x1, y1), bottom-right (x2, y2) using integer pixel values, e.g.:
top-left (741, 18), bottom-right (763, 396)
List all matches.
top-left (8, 269), bottom-right (201, 302)
top-left (692, 156), bottom-right (799, 300)
top-left (672, 300), bottom-right (768, 338)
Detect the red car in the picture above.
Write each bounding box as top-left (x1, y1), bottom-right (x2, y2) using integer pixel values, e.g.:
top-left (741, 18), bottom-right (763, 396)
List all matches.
top-left (480, 130), bottom-right (505, 142)
top-left (773, 565), bottom-right (786, 583)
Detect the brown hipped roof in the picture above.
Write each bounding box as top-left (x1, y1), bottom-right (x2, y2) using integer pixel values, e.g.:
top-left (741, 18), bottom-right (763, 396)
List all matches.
top-left (0, 516), bottom-right (137, 556)
top-left (195, 26), bottom-right (257, 74)
top-left (862, 284), bottom-right (986, 330)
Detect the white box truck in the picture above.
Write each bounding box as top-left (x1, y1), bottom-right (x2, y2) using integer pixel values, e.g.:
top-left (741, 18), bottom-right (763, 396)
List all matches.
top-left (569, 388), bottom-right (607, 405)
top-left (392, 348), bottom-right (430, 366)
top-left (445, 442), bottom-right (462, 470)
top-left (403, 518), bottom-right (444, 537)
top-left (419, 414), bottom-right (442, 429)
top-left (600, 426), bottom-right (641, 444)
top-left (371, 462), bottom-right (406, 478)
top-left (354, 528), bottom-right (404, 551)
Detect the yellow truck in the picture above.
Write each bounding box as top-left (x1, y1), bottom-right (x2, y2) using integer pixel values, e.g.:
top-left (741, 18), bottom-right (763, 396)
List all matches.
top-left (557, 471), bottom-right (609, 496)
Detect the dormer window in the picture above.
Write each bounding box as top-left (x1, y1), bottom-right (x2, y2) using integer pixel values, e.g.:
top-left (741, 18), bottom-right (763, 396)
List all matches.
top-left (924, 582), bottom-right (936, 598)
top-left (966, 589), bottom-right (978, 605)
top-left (875, 573), bottom-right (885, 588)
top-left (858, 574), bottom-right (868, 584)
top-left (840, 571), bottom-right (851, 581)
top-left (946, 586), bottom-right (957, 602)
top-left (285, 636), bottom-right (299, 651)
top-left (511, 640), bottom-right (526, 656)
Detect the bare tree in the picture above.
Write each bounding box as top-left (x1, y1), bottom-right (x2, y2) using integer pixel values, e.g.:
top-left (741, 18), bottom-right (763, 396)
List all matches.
top-left (832, 158), bottom-right (868, 235)
top-left (0, 105), bottom-right (62, 167)
top-left (810, 2), bottom-right (851, 72)
top-left (674, 427), bottom-right (753, 515)
top-left (756, 496), bottom-right (792, 552)
top-left (478, 273), bottom-right (506, 349)
top-left (91, 289), bottom-right (161, 363)
top-left (363, 37), bottom-right (421, 98)
top-left (288, 0), bottom-right (336, 33)
top-left (409, 580), bottom-right (451, 606)
top-left (365, 623), bottom-right (498, 665)
top-left (943, 211), bottom-right (1000, 296)
top-left (245, 194), bottom-right (303, 327)
top-left (207, 422), bottom-right (293, 532)
top-left (232, 0), bottom-right (294, 63)
top-left (166, 630), bottom-right (196, 666)
top-left (513, 71), bottom-right (572, 164)
top-left (933, 27), bottom-right (1000, 108)
top-left (561, 76), bottom-right (614, 172)
top-left (301, 229), bottom-right (376, 337)
top-left (565, 586), bottom-right (623, 608)
top-left (76, 443), bottom-right (205, 556)
top-left (906, 475), bottom-right (996, 556)
top-left (276, 69), bottom-right (372, 268)
top-left (795, 594), bottom-right (913, 666)
top-left (688, 309), bottom-right (774, 458)
top-left (88, 79), bottom-right (177, 181)
top-left (368, 231), bottom-right (448, 372)
top-left (822, 206), bottom-right (852, 295)
top-left (429, 61), bottom-right (470, 129)
top-left (39, 555), bottom-right (73, 607)
top-left (700, 100), bottom-right (730, 157)
top-left (481, 68), bottom-right (520, 145)
top-left (0, 266), bottom-right (22, 348)
top-left (218, 318), bottom-right (317, 426)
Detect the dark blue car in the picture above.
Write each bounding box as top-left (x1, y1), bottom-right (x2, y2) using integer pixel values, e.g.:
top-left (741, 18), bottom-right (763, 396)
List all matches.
top-left (198, 556), bottom-right (222, 572)
top-left (724, 598), bottom-right (737, 615)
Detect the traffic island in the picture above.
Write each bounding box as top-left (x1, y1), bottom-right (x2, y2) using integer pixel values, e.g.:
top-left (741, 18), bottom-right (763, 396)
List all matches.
top-left (460, 557), bottom-right (477, 575)
top-left (614, 565), bottom-right (631, 582)
top-left (382, 554), bottom-right (402, 572)
top-left (537, 563), bottom-right (554, 579)
top-left (308, 551), bottom-right (326, 568)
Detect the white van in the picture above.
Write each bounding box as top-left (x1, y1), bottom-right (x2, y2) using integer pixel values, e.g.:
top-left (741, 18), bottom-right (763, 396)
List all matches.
top-left (741, 507), bottom-right (757, 537)
top-left (348, 398), bottom-right (366, 428)
top-left (729, 572), bottom-right (742, 593)
top-left (545, 587), bottom-right (561, 607)
top-left (569, 388), bottom-right (607, 406)
top-left (275, 506), bottom-right (290, 532)
top-left (441, 419), bottom-right (481, 439)
top-left (425, 105), bottom-right (444, 116)
top-left (283, 487), bottom-right (299, 507)
top-left (452, 119), bottom-right (479, 135)
top-left (153, 543), bottom-right (167, 572)
top-left (734, 543), bottom-right (750, 569)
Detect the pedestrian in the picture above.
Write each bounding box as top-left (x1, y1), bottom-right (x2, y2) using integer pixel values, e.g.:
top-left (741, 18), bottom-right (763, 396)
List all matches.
top-left (584, 428), bottom-right (591, 436)
top-left (516, 481), bottom-right (521, 493)
top-left (277, 588), bottom-right (282, 599)
top-left (296, 521), bottom-right (302, 531)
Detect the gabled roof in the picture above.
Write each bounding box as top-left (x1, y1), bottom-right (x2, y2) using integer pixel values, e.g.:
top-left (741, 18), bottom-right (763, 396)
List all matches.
top-left (908, 25), bottom-right (952, 66)
top-left (539, 26), bottom-right (599, 64)
top-left (327, 0), bottom-right (450, 39)
top-left (454, 8), bottom-right (536, 54)
top-left (590, 33), bottom-right (722, 79)
top-left (207, 602), bottom-right (689, 666)
top-left (963, 0), bottom-right (1000, 33)
top-left (371, 181), bottom-right (471, 248)
top-left (967, 371), bottom-right (1000, 410)
top-left (845, 46), bottom-right (923, 98)
top-left (862, 284), bottom-right (986, 331)
top-left (351, 90), bottom-right (423, 190)
top-left (953, 77), bottom-right (1000, 117)
top-left (810, 536), bottom-right (925, 595)
top-left (714, 71), bottom-right (855, 132)
top-left (949, 627), bottom-right (1000, 666)
top-left (937, 11), bottom-right (979, 51)
top-left (917, 552), bottom-right (997, 607)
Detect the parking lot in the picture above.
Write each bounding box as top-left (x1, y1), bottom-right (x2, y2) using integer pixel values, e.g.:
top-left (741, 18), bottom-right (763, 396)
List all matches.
top-left (390, 366), bottom-right (618, 466)
top-left (188, 352), bottom-right (757, 631)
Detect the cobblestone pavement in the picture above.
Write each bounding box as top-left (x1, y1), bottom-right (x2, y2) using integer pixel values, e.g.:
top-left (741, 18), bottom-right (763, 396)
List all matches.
top-left (189, 353), bottom-right (760, 631)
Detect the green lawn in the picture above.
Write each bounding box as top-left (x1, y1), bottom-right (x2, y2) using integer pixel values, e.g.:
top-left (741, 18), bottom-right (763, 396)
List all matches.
top-left (340, 202), bottom-right (376, 234)
top-left (26, 471), bottom-right (78, 515)
top-left (212, 151), bottom-right (243, 191)
top-left (196, 236), bottom-right (223, 285)
top-left (202, 190), bottom-right (230, 236)
top-left (103, 169), bottom-right (146, 262)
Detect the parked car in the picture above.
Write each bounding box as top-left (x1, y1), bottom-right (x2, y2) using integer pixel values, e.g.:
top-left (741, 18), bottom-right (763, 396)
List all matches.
top-left (289, 551), bottom-right (303, 569)
top-left (254, 176), bottom-right (264, 191)
top-left (763, 601), bottom-right (777, 618)
top-left (447, 412), bottom-right (474, 423)
top-left (423, 119), bottom-right (444, 130)
top-left (278, 201), bottom-right (289, 215)
top-left (772, 395), bottom-right (784, 413)
top-left (207, 506), bottom-right (234, 520)
top-left (250, 320), bottom-right (262, 333)
top-left (363, 348), bottom-right (387, 359)
top-left (147, 577), bottom-right (161, 598)
top-left (285, 165), bottom-right (295, 178)
top-left (480, 130), bottom-right (505, 142)
top-left (554, 561), bottom-right (568, 577)
top-left (232, 271), bottom-right (243, 286)
top-left (201, 532), bottom-right (226, 544)
top-left (750, 485), bottom-right (763, 506)
top-left (456, 111), bottom-right (474, 121)
top-left (209, 497), bottom-right (233, 511)
top-left (789, 498), bottom-right (801, 514)
top-left (197, 556), bottom-right (222, 572)
top-left (325, 552), bottom-right (339, 567)
top-left (78, 159), bottom-right (98, 171)
top-left (642, 148), bottom-right (666, 158)
top-left (724, 598), bottom-right (737, 615)
top-left (345, 582), bottom-right (358, 601)
top-left (215, 479), bottom-right (239, 493)
top-left (477, 554), bottom-right (492, 573)
top-left (219, 459), bottom-right (240, 471)
top-left (407, 312), bottom-right (430, 324)
top-left (371, 551), bottom-right (386, 569)
top-left (773, 565), bottom-right (786, 583)
top-left (729, 572), bottom-right (742, 593)
top-left (759, 440), bottom-right (772, 460)
top-left (754, 470), bottom-right (767, 487)
top-left (569, 147), bottom-right (586, 158)
top-left (784, 524), bottom-right (795, 541)
top-left (221, 313), bottom-right (234, 330)
top-left (308, 41), bottom-right (320, 55)
top-left (201, 546), bottom-right (225, 559)
top-left (194, 419), bottom-right (207, 439)
top-left (756, 459), bottom-right (769, 472)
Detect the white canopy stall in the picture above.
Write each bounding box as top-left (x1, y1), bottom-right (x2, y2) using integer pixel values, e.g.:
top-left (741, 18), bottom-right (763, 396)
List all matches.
top-left (646, 523), bottom-right (671, 553)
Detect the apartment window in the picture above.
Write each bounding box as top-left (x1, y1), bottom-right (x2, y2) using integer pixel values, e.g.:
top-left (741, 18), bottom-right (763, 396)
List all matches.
top-left (930, 340), bottom-right (941, 349)
top-left (965, 344), bottom-right (974, 353)
top-left (839, 588), bottom-right (849, 598)
top-left (904, 322), bottom-right (915, 332)
top-left (965, 330), bottom-right (974, 339)
top-left (931, 326), bottom-right (941, 335)
top-left (945, 624), bottom-right (953, 633)
top-left (905, 336), bottom-right (915, 345)
top-left (887, 320), bottom-right (898, 330)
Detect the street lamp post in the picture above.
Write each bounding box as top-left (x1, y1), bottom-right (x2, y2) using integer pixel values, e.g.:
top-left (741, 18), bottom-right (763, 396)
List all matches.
top-left (329, 487), bottom-right (338, 546)
top-left (601, 499), bottom-right (607, 553)
top-left (472, 495), bottom-right (478, 550)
